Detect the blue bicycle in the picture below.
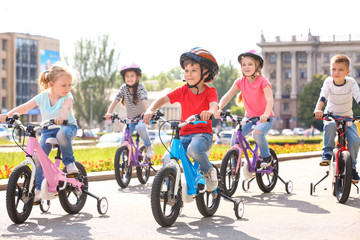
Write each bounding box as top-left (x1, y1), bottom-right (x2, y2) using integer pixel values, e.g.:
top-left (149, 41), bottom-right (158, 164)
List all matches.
top-left (149, 111), bottom-right (244, 227)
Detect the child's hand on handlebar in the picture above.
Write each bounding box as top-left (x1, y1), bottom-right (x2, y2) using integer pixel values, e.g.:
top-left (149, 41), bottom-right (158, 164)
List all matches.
top-left (314, 110), bottom-right (323, 119)
top-left (143, 110), bottom-right (156, 124)
top-left (54, 116), bottom-right (66, 125)
top-left (259, 114), bottom-right (269, 123)
top-left (104, 113), bottom-right (112, 121)
top-left (214, 110), bottom-right (222, 119)
top-left (0, 114), bottom-right (9, 123)
top-left (200, 110), bottom-right (213, 121)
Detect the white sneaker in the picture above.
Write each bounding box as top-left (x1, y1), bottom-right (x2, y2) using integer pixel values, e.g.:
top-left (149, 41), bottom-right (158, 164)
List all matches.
top-left (66, 162), bottom-right (79, 174)
top-left (204, 167), bottom-right (218, 192)
top-left (146, 145), bottom-right (155, 158)
top-left (34, 189), bottom-right (42, 202)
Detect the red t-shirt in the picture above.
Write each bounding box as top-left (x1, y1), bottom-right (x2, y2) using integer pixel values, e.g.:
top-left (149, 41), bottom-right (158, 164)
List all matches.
top-left (167, 84), bottom-right (218, 135)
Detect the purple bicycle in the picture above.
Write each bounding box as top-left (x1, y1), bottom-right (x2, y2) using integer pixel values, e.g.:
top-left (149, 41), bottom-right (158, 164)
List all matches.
top-left (109, 114), bottom-right (156, 188)
top-left (220, 110), bottom-right (293, 196)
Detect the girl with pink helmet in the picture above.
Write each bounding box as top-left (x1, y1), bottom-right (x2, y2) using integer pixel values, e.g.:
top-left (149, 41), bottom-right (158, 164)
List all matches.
top-left (105, 63), bottom-right (154, 158)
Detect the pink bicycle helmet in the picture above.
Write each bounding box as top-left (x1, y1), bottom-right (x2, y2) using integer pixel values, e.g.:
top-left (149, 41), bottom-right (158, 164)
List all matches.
top-left (180, 47), bottom-right (219, 83)
top-left (238, 49), bottom-right (264, 68)
top-left (120, 63), bottom-right (142, 80)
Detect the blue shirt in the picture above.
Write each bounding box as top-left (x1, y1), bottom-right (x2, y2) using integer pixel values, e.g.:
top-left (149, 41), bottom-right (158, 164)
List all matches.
top-left (34, 90), bottom-right (77, 125)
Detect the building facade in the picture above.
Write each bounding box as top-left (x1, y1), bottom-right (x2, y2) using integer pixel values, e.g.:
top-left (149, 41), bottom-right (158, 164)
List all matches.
top-left (258, 32), bottom-right (360, 130)
top-left (0, 32), bottom-right (59, 121)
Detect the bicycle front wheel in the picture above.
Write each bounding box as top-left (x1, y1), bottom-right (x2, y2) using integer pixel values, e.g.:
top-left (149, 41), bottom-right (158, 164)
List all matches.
top-left (151, 165), bottom-right (181, 227)
top-left (6, 165), bottom-right (34, 224)
top-left (334, 151), bottom-right (352, 203)
top-left (114, 146), bottom-right (132, 188)
top-left (58, 161), bottom-right (88, 214)
top-left (136, 145), bottom-right (150, 184)
top-left (256, 148), bottom-right (278, 193)
top-left (220, 149), bottom-right (240, 196)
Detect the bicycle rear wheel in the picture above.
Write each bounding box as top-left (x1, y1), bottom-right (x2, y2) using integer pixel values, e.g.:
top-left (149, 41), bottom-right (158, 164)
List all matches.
top-left (151, 165), bottom-right (181, 227)
top-left (6, 165), bottom-right (34, 224)
top-left (220, 149), bottom-right (240, 196)
top-left (256, 148), bottom-right (278, 193)
top-left (58, 162), bottom-right (88, 214)
top-left (136, 145), bottom-right (150, 184)
top-left (114, 146), bottom-right (132, 188)
top-left (334, 151), bottom-right (352, 203)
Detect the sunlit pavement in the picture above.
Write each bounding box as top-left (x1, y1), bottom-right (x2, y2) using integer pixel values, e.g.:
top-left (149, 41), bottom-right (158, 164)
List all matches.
top-left (0, 154), bottom-right (359, 240)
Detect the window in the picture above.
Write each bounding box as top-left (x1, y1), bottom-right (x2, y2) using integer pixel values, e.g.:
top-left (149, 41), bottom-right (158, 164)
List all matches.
top-left (1, 40), bottom-right (6, 51)
top-left (1, 78), bottom-right (5, 89)
top-left (285, 54), bottom-right (291, 63)
top-left (300, 69), bottom-right (307, 79)
top-left (270, 70), bottom-right (276, 79)
top-left (357, 54), bottom-right (360, 62)
top-left (356, 69), bottom-right (360, 78)
top-left (1, 59), bottom-right (5, 70)
top-left (283, 102), bottom-right (289, 111)
top-left (324, 53), bottom-right (330, 63)
top-left (270, 54), bottom-right (276, 64)
top-left (2, 97), bottom-right (5, 109)
top-left (299, 53), bottom-right (307, 63)
top-left (285, 70), bottom-right (291, 79)
top-left (285, 85), bottom-right (291, 95)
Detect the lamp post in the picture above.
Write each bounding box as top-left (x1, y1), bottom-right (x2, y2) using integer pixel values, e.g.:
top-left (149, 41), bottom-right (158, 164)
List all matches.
top-left (89, 84), bottom-right (94, 129)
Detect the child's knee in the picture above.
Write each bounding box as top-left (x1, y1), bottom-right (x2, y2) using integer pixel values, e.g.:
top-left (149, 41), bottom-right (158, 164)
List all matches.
top-left (136, 122), bottom-right (147, 132)
top-left (253, 129), bottom-right (262, 136)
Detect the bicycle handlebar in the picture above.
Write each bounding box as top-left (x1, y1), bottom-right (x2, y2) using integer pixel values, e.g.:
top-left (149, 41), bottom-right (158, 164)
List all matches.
top-left (314, 112), bottom-right (360, 123)
top-left (6, 114), bottom-right (68, 133)
top-left (220, 110), bottom-right (270, 125)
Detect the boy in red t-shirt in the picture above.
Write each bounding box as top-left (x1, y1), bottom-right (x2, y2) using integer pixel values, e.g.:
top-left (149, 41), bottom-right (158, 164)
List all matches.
top-left (143, 47), bottom-right (219, 191)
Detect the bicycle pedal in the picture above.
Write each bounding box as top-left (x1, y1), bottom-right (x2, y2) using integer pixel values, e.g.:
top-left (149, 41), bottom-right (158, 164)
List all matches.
top-left (320, 162), bottom-right (330, 166)
top-left (33, 200), bottom-right (41, 205)
top-left (66, 173), bottom-right (78, 178)
top-left (352, 180), bottom-right (359, 184)
top-left (197, 183), bottom-right (206, 193)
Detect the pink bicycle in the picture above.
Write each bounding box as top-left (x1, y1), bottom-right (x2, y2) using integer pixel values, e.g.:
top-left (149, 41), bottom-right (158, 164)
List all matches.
top-left (5, 114), bottom-right (108, 224)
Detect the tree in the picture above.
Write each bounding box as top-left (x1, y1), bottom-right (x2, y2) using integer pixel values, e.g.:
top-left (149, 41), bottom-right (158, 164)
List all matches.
top-left (297, 73), bottom-right (326, 130)
top-left (70, 35), bottom-right (119, 128)
top-left (208, 61), bottom-right (240, 107)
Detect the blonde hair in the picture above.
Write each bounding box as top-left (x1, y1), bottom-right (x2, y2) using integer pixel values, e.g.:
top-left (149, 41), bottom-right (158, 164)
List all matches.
top-left (236, 92), bottom-right (244, 107)
top-left (239, 56), bottom-right (262, 76)
top-left (39, 62), bottom-right (76, 90)
top-left (331, 54), bottom-right (350, 69)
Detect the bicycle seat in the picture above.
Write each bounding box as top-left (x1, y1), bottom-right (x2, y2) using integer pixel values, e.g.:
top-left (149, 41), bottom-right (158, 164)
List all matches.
top-left (45, 137), bottom-right (59, 148)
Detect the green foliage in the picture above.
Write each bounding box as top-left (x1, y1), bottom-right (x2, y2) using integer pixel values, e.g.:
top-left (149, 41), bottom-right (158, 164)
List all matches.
top-left (144, 66), bottom-right (183, 91)
top-left (70, 35), bottom-right (120, 127)
top-left (297, 73), bottom-right (327, 130)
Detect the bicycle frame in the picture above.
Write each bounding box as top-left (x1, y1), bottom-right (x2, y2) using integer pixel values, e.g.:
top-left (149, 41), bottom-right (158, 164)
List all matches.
top-left (25, 135), bottom-right (82, 194)
top-left (233, 121), bottom-right (274, 175)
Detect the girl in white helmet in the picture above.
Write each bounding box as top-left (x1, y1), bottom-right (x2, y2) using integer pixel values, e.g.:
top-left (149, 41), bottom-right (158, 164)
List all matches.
top-left (105, 63), bottom-right (154, 158)
top-left (215, 50), bottom-right (274, 168)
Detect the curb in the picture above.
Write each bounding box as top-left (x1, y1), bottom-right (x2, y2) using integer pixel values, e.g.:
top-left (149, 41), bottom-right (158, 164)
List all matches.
top-left (0, 151), bottom-right (322, 191)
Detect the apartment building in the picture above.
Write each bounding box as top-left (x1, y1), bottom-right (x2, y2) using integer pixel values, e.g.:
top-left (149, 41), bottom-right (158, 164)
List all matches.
top-left (258, 32), bottom-right (360, 130)
top-left (0, 32), bottom-right (59, 121)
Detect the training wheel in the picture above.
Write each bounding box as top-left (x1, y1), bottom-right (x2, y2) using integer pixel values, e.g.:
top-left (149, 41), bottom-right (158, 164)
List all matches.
top-left (242, 179), bottom-right (250, 192)
top-left (97, 197), bottom-right (108, 215)
top-left (310, 183), bottom-right (313, 195)
top-left (285, 181), bottom-right (293, 194)
top-left (40, 199), bottom-right (51, 213)
top-left (234, 200), bottom-right (245, 219)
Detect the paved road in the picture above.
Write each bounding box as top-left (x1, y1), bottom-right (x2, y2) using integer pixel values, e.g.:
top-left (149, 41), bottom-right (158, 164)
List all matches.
top-left (0, 157), bottom-right (359, 240)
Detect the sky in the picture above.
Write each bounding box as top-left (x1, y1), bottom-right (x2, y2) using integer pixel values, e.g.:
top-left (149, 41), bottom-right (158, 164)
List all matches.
top-left (1, 0), bottom-right (360, 76)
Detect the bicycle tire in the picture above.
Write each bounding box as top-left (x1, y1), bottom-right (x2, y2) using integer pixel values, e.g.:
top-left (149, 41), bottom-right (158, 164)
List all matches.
top-left (151, 165), bottom-right (181, 227)
top-left (6, 165), bottom-right (34, 224)
top-left (196, 165), bottom-right (221, 217)
top-left (256, 148), bottom-right (278, 193)
top-left (58, 161), bottom-right (88, 214)
top-left (220, 149), bottom-right (240, 196)
top-left (136, 145), bottom-right (150, 184)
top-left (114, 146), bottom-right (132, 188)
top-left (334, 151), bottom-right (352, 203)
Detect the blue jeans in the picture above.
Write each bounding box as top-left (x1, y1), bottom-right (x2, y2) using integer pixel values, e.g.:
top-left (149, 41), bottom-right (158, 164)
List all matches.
top-left (231, 117), bottom-right (274, 158)
top-left (323, 117), bottom-right (360, 168)
top-left (35, 125), bottom-right (77, 190)
top-left (163, 133), bottom-right (213, 173)
top-left (121, 121), bottom-right (152, 147)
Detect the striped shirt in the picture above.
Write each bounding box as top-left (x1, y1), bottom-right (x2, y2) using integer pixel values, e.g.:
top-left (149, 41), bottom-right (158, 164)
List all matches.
top-left (114, 83), bottom-right (148, 118)
top-left (318, 76), bottom-right (360, 117)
